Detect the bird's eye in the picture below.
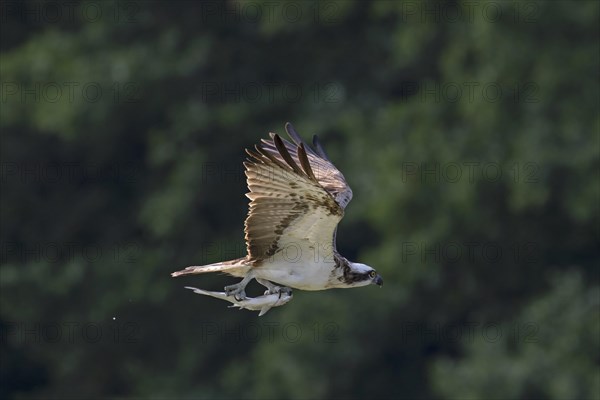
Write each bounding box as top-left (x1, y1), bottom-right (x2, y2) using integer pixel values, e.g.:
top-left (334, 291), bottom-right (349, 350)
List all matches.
top-left (369, 271), bottom-right (376, 278)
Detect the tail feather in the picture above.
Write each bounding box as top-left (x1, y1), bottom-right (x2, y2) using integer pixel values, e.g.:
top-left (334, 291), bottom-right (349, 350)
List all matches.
top-left (171, 257), bottom-right (248, 277)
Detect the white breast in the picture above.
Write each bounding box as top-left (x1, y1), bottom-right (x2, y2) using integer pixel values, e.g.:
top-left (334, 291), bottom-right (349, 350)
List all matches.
top-left (253, 244), bottom-right (338, 290)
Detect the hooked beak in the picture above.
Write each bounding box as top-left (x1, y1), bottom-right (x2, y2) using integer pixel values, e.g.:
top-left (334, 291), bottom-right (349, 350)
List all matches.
top-left (372, 274), bottom-right (383, 287)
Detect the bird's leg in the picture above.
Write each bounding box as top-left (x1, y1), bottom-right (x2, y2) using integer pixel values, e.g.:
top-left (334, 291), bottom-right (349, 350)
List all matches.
top-left (224, 274), bottom-right (253, 301)
top-left (256, 278), bottom-right (280, 295)
top-left (256, 278), bottom-right (292, 296)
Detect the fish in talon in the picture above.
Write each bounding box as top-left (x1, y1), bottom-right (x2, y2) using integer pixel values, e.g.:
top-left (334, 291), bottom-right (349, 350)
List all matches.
top-left (184, 286), bottom-right (293, 316)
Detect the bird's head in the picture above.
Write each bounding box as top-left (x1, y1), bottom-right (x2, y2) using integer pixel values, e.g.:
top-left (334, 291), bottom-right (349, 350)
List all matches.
top-left (340, 261), bottom-right (383, 288)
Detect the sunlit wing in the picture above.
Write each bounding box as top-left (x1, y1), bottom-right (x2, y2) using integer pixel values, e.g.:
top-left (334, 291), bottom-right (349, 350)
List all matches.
top-left (244, 128), bottom-right (348, 262)
top-left (260, 122), bottom-right (353, 208)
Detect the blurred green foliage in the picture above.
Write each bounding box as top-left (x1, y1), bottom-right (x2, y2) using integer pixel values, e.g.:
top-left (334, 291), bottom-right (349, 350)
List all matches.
top-left (1, 0), bottom-right (598, 399)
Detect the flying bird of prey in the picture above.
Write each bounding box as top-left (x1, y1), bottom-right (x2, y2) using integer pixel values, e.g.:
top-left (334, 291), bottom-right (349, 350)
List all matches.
top-left (172, 122), bottom-right (383, 301)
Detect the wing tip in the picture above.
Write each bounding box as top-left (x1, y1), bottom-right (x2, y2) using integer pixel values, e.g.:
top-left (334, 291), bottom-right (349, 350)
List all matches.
top-left (274, 133), bottom-right (304, 176)
top-left (297, 142), bottom-right (317, 181)
top-left (312, 134), bottom-right (331, 160)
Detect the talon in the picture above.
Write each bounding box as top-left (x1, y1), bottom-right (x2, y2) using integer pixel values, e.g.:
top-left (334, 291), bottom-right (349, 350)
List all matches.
top-left (224, 285), bottom-right (236, 296)
top-left (225, 283), bottom-right (246, 298)
top-left (280, 287), bottom-right (292, 295)
top-left (234, 292), bottom-right (246, 301)
top-left (263, 285), bottom-right (282, 295)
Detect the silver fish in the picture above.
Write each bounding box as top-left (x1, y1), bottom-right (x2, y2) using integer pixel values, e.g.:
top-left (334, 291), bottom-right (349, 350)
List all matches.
top-left (184, 286), bottom-right (292, 316)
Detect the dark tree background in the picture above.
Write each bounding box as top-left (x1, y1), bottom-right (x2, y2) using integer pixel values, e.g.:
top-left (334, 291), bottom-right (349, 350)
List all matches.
top-left (1, 1), bottom-right (598, 399)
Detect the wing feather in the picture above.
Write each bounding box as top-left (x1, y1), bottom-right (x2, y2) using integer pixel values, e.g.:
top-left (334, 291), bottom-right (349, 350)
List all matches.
top-left (244, 131), bottom-right (344, 262)
top-left (297, 143), bottom-right (317, 181)
top-left (260, 123), bottom-right (353, 209)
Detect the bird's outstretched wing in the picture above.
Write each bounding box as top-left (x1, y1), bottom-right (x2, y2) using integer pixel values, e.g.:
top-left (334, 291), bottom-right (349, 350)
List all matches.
top-left (244, 124), bottom-right (351, 262)
top-left (260, 122), bottom-right (353, 208)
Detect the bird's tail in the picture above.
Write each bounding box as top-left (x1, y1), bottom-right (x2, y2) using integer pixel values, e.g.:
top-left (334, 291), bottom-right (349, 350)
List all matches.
top-left (171, 257), bottom-right (249, 278)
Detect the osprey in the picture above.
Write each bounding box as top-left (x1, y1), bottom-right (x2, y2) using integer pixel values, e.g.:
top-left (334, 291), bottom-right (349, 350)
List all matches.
top-left (172, 123), bottom-right (383, 301)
